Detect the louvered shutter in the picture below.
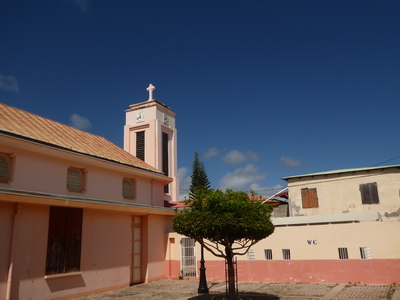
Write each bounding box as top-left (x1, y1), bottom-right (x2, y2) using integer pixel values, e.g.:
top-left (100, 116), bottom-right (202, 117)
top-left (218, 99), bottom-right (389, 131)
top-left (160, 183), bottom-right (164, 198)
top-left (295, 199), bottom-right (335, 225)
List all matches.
top-left (360, 183), bottom-right (379, 204)
top-left (0, 154), bottom-right (9, 182)
top-left (162, 132), bottom-right (169, 193)
top-left (123, 179), bottom-right (135, 199)
top-left (136, 131), bottom-right (145, 161)
top-left (67, 168), bottom-right (84, 192)
top-left (301, 188), bottom-right (318, 208)
top-left (369, 183), bottom-right (379, 204)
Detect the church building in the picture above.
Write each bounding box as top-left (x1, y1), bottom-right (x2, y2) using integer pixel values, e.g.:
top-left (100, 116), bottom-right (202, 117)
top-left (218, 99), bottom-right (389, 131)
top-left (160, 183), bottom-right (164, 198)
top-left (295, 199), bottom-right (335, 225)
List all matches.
top-left (0, 85), bottom-right (178, 299)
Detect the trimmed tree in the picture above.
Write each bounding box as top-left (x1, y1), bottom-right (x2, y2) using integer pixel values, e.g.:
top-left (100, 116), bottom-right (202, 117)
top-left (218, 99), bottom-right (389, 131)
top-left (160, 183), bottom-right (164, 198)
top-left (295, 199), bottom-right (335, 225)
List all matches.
top-left (173, 189), bottom-right (275, 300)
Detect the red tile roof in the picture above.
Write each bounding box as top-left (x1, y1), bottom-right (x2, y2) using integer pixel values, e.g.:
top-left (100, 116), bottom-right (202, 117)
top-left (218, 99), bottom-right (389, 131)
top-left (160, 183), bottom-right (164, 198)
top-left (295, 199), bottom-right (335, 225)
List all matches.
top-left (164, 200), bottom-right (186, 208)
top-left (0, 103), bottom-right (162, 174)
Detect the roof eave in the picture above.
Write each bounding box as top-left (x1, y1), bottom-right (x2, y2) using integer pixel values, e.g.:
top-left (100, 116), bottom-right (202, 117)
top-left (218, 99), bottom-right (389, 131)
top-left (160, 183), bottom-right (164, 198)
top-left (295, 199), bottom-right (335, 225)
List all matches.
top-left (0, 130), bottom-right (171, 182)
top-left (0, 188), bottom-right (176, 216)
top-left (282, 165), bottom-right (400, 181)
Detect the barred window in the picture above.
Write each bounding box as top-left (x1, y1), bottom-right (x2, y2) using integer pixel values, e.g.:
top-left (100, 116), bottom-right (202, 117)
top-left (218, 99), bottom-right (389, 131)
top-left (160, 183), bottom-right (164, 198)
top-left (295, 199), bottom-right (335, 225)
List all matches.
top-left (282, 249), bottom-right (291, 260)
top-left (338, 247), bottom-right (348, 259)
top-left (264, 249), bottom-right (273, 260)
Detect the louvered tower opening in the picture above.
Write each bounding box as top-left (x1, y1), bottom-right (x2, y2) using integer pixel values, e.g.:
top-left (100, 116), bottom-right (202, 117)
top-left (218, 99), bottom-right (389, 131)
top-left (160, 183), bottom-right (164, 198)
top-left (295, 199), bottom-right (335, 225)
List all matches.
top-left (162, 132), bottom-right (169, 193)
top-left (136, 131), bottom-right (145, 161)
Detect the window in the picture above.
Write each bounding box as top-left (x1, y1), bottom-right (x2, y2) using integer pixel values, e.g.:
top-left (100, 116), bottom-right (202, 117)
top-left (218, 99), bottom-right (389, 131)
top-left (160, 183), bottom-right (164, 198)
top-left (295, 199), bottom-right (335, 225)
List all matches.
top-left (264, 249), bottom-right (273, 260)
top-left (282, 249), bottom-right (291, 260)
top-left (360, 247), bottom-right (371, 259)
top-left (0, 152), bottom-right (13, 183)
top-left (162, 132), bottom-right (169, 193)
top-left (45, 207), bottom-right (83, 275)
top-left (67, 167), bottom-right (85, 192)
top-left (338, 247), bottom-right (348, 259)
top-left (123, 178), bottom-right (136, 199)
top-left (247, 249), bottom-right (255, 260)
top-left (136, 131), bottom-right (145, 161)
top-left (360, 183), bottom-right (379, 204)
top-left (301, 188), bottom-right (318, 208)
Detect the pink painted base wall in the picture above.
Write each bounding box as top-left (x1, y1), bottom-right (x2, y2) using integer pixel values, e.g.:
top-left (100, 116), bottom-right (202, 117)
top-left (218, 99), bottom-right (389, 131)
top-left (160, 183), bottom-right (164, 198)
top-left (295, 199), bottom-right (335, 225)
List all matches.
top-left (165, 260), bottom-right (181, 279)
top-left (167, 259), bottom-right (400, 284)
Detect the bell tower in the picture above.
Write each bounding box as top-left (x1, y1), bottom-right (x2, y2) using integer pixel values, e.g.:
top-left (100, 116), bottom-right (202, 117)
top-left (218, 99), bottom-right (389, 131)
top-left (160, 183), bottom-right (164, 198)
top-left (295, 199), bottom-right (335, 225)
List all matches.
top-left (124, 84), bottom-right (178, 203)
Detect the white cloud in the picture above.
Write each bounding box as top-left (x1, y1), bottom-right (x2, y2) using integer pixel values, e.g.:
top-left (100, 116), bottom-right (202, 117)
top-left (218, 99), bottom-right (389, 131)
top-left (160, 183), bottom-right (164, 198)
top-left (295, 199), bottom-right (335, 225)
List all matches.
top-left (69, 114), bottom-right (92, 131)
top-left (65, 0), bottom-right (93, 12)
top-left (223, 150), bottom-right (246, 165)
top-left (222, 150), bottom-right (259, 165)
top-left (246, 151), bottom-right (259, 162)
top-left (218, 163), bottom-right (267, 191)
top-left (280, 156), bottom-right (303, 167)
top-left (177, 167), bottom-right (191, 201)
top-left (0, 75), bottom-right (19, 93)
top-left (204, 147), bottom-right (219, 159)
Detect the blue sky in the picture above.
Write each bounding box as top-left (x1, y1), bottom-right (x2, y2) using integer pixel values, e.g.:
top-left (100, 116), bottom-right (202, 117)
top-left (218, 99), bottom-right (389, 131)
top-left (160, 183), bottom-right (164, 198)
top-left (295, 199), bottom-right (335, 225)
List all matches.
top-left (1, 0), bottom-right (400, 199)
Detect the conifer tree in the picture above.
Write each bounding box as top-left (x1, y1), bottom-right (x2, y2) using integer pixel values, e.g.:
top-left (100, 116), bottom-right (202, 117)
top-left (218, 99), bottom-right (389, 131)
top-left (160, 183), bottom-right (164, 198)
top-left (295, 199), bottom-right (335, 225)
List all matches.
top-left (189, 152), bottom-right (210, 199)
top-left (188, 152), bottom-right (211, 293)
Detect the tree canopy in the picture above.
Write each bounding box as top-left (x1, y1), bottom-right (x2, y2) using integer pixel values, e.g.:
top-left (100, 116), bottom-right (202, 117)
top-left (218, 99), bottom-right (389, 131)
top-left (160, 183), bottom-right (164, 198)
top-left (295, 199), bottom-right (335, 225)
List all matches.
top-left (174, 189), bottom-right (274, 257)
top-left (173, 189), bottom-right (275, 299)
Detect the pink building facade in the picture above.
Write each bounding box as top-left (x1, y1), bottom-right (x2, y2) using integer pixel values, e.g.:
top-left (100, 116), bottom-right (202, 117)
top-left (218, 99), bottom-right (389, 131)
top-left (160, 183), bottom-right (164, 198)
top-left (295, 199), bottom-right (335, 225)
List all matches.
top-left (0, 86), bottom-right (178, 299)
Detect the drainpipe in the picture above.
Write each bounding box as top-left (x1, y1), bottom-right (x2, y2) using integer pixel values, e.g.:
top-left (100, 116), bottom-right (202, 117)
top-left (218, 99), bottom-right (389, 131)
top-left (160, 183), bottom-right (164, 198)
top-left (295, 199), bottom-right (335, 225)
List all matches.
top-left (6, 203), bottom-right (21, 300)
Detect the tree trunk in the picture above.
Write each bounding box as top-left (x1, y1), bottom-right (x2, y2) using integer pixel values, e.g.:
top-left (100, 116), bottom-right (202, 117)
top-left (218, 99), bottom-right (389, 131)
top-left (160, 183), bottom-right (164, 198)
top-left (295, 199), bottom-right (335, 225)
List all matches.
top-left (226, 252), bottom-right (236, 300)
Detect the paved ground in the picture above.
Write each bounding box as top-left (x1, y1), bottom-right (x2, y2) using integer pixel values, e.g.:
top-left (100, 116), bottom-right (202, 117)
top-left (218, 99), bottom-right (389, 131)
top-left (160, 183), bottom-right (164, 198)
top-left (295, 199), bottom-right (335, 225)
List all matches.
top-left (75, 279), bottom-right (400, 300)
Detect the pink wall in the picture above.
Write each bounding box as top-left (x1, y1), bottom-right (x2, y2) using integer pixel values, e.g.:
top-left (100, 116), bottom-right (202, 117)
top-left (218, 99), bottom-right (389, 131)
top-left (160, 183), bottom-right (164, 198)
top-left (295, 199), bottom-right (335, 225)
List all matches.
top-left (3, 204), bottom-right (135, 300)
top-left (5, 145), bottom-right (165, 207)
top-left (167, 259), bottom-right (400, 284)
top-left (0, 202), bottom-right (14, 300)
top-left (144, 215), bottom-right (174, 282)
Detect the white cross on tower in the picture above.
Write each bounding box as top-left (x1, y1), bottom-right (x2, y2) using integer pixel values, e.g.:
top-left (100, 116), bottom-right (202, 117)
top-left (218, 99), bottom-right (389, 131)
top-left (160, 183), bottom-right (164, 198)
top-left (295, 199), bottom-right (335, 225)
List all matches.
top-left (146, 84), bottom-right (155, 101)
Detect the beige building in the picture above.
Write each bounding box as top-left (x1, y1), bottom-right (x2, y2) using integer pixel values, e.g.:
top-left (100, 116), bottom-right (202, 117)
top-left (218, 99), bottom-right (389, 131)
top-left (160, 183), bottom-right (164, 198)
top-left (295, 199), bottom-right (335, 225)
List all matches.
top-left (167, 166), bottom-right (400, 284)
top-left (285, 166), bottom-right (400, 219)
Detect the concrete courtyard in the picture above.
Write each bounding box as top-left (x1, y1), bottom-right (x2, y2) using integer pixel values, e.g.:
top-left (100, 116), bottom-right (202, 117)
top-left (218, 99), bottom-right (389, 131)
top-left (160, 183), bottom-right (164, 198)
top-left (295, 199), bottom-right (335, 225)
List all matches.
top-left (75, 279), bottom-right (400, 300)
